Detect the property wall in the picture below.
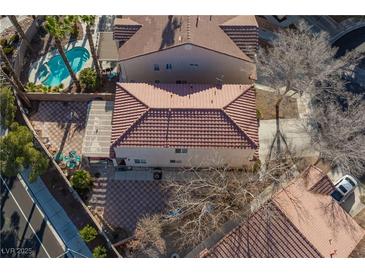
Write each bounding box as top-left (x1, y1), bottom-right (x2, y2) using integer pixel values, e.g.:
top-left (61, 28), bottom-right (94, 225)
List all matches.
top-left (114, 146), bottom-right (255, 168)
top-left (26, 92), bottom-right (114, 101)
top-left (119, 44), bottom-right (256, 84)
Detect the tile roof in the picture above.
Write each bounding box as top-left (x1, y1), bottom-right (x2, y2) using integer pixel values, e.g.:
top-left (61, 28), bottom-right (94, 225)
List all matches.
top-left (110, 83), bottom-right (259, 150)
top-left (114, 16), bottom-right (257, 62)
top-left (207, 166), bottom-right (365, 258)
top-left (209, 202), bottom-right (322, 258)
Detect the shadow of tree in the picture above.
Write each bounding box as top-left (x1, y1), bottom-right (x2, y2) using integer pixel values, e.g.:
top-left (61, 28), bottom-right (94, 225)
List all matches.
top-left (159, 16), bottom-right (182, 50)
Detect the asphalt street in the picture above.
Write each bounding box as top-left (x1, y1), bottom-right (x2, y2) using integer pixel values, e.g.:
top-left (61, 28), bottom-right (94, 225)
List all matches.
top-left (0, 176), bottom-right (66, 258)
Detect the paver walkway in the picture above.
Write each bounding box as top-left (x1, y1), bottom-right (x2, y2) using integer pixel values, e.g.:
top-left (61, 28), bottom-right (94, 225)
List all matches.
top-left (30, 101), bottom-right (88, 155)
top-left (89, 175), bottom-right (167, 233)
top-left (20, 169), bottom-right (92, 258)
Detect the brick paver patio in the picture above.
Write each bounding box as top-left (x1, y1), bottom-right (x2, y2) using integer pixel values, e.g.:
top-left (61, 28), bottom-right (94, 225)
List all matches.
top-left (89, 178), bottom-right (167, 233)
top-left (30, 101), bottom-right (89, 155)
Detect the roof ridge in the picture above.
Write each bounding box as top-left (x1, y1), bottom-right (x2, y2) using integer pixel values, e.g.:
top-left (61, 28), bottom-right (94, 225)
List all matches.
top-left (110, 108), bottom-right (150, 149)
top-left (220, 109), bottom-right (258, 149)
top-left (117, 83), bottom-right (149, 108)
top-left (223, 86), bottom-right (258, 147)
top-left (110, 84), bottom-right (149, 149)
top-left (223, 84), bottom-right (253, 109)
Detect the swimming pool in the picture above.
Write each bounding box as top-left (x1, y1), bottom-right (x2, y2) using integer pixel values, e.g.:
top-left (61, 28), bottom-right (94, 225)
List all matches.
top-left (37, 47), bottom-right (90, 87)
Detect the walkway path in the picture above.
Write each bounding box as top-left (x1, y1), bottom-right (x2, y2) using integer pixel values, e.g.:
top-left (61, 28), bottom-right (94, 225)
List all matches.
top-left (19, 169), bottom-right (92, 258)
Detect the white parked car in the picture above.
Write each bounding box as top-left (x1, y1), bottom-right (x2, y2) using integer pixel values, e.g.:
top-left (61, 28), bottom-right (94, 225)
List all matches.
top-left (330, 175), bottom-right (359, 203)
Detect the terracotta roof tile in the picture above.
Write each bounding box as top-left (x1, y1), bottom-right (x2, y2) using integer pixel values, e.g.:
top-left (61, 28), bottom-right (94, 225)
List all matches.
top-left (110, 83), bottom-right (259, 150)
top-left (207, 166), bottom-right (365, 258)
top-left (209, 202), bottom-right (321, 258)
top-left (114, 16), bottom-right (256, 62)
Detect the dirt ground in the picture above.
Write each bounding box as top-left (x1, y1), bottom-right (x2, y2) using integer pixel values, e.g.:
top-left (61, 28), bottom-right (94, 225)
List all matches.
top-left (349, 208), bottom-right (365, 257)
top-left (256, 89), bottom-right (299, 120)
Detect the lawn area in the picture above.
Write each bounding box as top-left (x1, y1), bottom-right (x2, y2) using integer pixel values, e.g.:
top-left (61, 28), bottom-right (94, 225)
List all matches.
top-left (255, 89), bottom-right (299, 120)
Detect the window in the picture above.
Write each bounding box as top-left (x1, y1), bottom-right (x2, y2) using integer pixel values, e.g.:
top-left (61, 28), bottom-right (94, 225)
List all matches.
top-left (190, 63), bottom-right (199, 67)
top-left (154, 64), bottom-right (160, 71)
top-left (175, 148), bottom-right (188, 154)
top-left (170, 160), bottom-right (182, 164)
top-left (166, 64), bottom-right (172, 70)
top-left (134, 159), bottom-right (146, 164)
top-left (339, 185), bottom-right (348, 193)
top-left (155, 80), bottom-right (160, 84)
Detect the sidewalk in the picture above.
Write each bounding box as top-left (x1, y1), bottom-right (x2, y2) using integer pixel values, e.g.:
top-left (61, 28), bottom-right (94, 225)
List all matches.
top-left (19, 169), bottom-right (93, 258)
top-left (258, 118), bottom-right (319, 163)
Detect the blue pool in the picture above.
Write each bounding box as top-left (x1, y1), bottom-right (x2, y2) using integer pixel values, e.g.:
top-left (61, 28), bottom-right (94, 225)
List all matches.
top-left (37, 47), bottom-right (90, 87)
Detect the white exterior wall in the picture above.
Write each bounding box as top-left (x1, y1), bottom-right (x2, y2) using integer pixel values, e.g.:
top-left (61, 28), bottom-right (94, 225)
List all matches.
top-left (119, 44), bottom-right (255, 84)
top-left (114, 146), bottom-right (255, 168)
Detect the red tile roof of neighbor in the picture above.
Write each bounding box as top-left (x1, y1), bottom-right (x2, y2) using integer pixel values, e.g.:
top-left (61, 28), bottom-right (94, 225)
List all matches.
top-left (110, 83), bottom-right (259, 149)
top-left (207, 166), bottom-right (365, 258)
top-left (114, 16), bottom-right (257, 62)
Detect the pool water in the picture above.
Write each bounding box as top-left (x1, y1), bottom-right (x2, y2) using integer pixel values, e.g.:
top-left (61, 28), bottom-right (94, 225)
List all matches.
top-left (38, 47), bottom-right (90, 87)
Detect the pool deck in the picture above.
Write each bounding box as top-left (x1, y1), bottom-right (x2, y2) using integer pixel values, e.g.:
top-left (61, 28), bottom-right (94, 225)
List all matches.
top-left (29, 101), bottom-right (89, 156)
top-left (28, 23), bottom-right (93, 89)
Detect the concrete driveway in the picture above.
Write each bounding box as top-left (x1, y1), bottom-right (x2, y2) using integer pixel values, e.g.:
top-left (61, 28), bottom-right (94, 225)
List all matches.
top-left (259, 118), bottom-right (319, 162)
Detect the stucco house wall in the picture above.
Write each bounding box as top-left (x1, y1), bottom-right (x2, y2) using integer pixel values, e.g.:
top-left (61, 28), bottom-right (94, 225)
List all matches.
top-left (114, 146), bottom-right (255, 168)
top-left (119, 44), bottom-right (256, 84)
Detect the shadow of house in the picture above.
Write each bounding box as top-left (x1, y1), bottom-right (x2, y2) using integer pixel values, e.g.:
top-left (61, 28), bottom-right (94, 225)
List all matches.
top-left (0, 179), bottom-right (15, 231)
top-left (159, 16), bottom-right (182, 50)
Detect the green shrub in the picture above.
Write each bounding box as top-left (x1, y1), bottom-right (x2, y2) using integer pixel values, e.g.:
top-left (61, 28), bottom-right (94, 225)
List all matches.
top-left (92, 245), bottom-right (107, 258)
top-left (25, 82), bottom-right (37, 92)
top-left (25, 83), bottom-right (53, 93)
top-left (0, 38), bottom-right (8, 47)
top-left (9, 34), bottom-right (19, 44)
top-left (3, 46), bottom-right (15, 56)
top-left (79, 224), bottom-right (98, 243)
top-left (0, 86), bottom-right (16, 128)
top-left (79, 68), bottom-right (98, 91)
top-left (71, 170), bottom-right (92, 191)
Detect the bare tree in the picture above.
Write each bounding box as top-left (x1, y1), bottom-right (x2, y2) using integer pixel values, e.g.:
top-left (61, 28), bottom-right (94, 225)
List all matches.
top-left (164, 154), bottom-right (298, 250)
top-left (306, 90), bottom-right (365, 177)
top-left (126, 214), bottom-right (166, 258)
top-left (257, 20), bottom-right (362, 158)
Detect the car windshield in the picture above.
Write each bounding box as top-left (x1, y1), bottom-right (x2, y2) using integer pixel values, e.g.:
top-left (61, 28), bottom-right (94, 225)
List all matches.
top-left (339, 185), bottom-right (348, 193)
top-left (331, 190), bottom-right (344, 202)
top-left (346, 178), bottom-right (356, 187)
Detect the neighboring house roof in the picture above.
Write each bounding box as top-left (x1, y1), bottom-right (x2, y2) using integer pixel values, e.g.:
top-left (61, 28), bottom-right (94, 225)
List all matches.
top-left (110, 83), bottom-right (259, 150)
top-left (207, 166), bottom-right (365, 258)
top-left (114, 16), bottom-right (257, 62)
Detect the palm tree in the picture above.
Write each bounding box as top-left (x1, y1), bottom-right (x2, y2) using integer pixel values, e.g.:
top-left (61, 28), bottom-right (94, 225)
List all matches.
top-left (0, 46), bottom-right (31, 108)
top-left (80, 16), bottom-right (102, 82)
top-left (8, 16), bottom-right (35, 54)
top-left (44, 16), bottom-right (81, 92)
